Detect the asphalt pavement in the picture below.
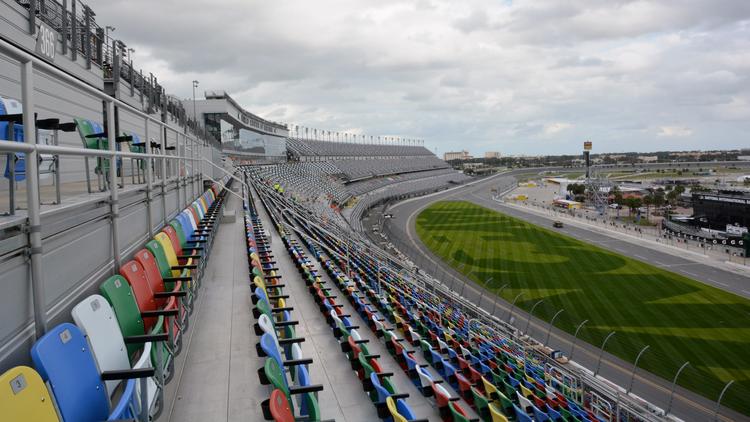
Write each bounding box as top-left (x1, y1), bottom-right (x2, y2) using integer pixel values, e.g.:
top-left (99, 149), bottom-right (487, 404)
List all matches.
top-left (367, 170), bottom-right (749, 422)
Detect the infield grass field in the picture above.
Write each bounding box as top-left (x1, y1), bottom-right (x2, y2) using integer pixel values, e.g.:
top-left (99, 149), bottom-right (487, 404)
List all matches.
top-left (415, 200), bottom-right (750, 415)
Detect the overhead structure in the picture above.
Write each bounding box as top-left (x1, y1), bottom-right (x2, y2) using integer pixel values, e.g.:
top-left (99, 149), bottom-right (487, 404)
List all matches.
top-left (582, 141), bottom-right (611, 214)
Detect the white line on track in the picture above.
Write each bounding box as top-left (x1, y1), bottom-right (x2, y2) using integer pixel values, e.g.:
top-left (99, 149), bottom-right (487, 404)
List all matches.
top-left (681, 270), bottom-right (700, 278)
top-left (743, 290), bottom-right (750, 296)
top-left (708, 278), bottom-right (729, 287)
top-left (634, 254), bottom-right (648, 260)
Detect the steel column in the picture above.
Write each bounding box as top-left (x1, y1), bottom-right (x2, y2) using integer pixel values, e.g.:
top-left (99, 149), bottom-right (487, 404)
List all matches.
top-left (22, 61), bottom-right (47, 339)
top-left (569, 319), bottom-right (588, 361)
top-left (107, 101), bottom-right (121, 272)
top-left (144, 118), bottom-right (153, 238)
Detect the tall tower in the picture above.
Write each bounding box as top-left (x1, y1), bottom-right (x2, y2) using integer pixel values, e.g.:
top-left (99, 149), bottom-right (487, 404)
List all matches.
top-left (583, 141), bottom-right (610, 214)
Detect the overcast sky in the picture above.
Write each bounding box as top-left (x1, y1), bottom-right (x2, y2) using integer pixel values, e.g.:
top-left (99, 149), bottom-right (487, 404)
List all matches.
top-left (89, 0), bottom-right (750, 156)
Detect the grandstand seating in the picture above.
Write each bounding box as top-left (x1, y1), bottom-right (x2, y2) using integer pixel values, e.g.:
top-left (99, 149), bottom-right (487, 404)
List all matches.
top-left (286, 137), bottom-right (432, 158)
top-left (0, 178), bottom-right (230, 421)
top-left (244, 196), bottom-right (327, 421)
top-left (245, 171), bottom-right (630, 422)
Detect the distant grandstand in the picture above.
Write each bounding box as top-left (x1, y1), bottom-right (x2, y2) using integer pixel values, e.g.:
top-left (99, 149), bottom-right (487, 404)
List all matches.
top-left (252, 136), bottom-right (471, 234)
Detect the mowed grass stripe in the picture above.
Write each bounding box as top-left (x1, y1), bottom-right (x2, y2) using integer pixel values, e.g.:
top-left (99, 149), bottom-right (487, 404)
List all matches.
top-left (415, 200), bottom-right (750, 415)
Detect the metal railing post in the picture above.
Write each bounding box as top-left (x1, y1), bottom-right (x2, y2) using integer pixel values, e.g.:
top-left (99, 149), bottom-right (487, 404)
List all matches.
top-left (144, 118), bottom-right (153, 238)
top-left (107, 100), bottom-right (121, 272)
top-left (160, 126), bottom-right (167, 227)
top-left (22, 60), bottom-right (47, 339)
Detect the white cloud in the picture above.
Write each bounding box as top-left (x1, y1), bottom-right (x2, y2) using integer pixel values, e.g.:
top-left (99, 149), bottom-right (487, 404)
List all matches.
top-left (543, 122), bottom-right (573, 136)
top-left (86, 0), bottom-right (750, 155)
top-left (657, 126), bottom-right (693, 137)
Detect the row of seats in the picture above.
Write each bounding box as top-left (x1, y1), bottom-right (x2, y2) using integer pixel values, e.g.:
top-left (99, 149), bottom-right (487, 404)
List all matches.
top-left (301, 219), bottom-right (607, 422)
top-left (253, 186), bottom-right (440, 422)
top-left (254, 172), bottom-right (613, 422)
top-left (0, 180), bottom-right (229, 421)
top-left (243, 196), bottom-right (326, 422)
top-left (285, 213), bottom-right (479, 422)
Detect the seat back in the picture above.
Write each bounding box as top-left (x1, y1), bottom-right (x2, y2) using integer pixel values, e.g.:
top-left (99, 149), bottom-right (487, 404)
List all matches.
top-left (145, 239), bottom-right (173, 280)
top-left (30, 323), bottom-right (110, 422)
top-left (489, 403), bottom-right (510, 422)
top-left (386, 396), bottom-right (409, 422)
top-left (155, 232), bottom-right (188, 277)
top-left (0, 366), bottom-right (58, 422)
top-left (269, 389), bottom-right (294, 422)
top-left (263, 358), bottom-right (294, 414)
top-left (134, 249), bottom-right (168, 297)
top-left (120, 259), bottom-right (159, 328)
top-left (170, 220), bottom-right (189, 249)
top-left (100, 275), bottom-right (147, 358)
top-left (260, 333), bottom-right (284, 370)
top-left (71, 294), bottom-right (130, 396)
top-left (162, 226), bottom-right (184, 256)
top-left (449, 401), bottom-right (471, 422)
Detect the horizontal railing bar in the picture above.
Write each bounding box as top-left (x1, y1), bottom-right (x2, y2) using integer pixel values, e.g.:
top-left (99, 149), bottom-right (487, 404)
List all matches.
top-left (0, 139), bottom-right (200, 161)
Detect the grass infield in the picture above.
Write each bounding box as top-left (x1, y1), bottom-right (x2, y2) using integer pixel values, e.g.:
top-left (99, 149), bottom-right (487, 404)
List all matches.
top-left (415, 200), bottom-right (750, 415)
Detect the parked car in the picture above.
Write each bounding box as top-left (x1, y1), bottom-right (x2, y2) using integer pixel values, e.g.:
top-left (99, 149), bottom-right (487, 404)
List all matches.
top-left (553, 221), bottom-right (564, 228)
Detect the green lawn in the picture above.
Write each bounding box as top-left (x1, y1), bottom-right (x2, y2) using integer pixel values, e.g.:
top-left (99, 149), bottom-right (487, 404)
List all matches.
top-left (416, 201), bottom-right (750, 415)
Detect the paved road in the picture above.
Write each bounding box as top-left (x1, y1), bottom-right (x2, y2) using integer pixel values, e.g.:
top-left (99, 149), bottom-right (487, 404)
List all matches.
top-left (366, 170), bottom-right (749, 422)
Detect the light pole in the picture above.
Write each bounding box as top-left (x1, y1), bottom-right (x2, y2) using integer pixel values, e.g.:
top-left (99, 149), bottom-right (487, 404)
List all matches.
top-left (544, 309), bottom-right (565, 347)
top-left (507, 292), bottom-right (525, 325)
top-left (477, 276), bottom-right (492, 308)
top-left (569, 319), bottom-right (588, 361)
top-left (491, 283), bottom-right (508, 316)
top-left (666, 362), bottom-right (690, 415)
top-left (594, 331), bottom-right (616, 376)
top-left (105, 26), bottom-right (116, 62)
top-left (627, 345), bottom-right (650, 393)
top-left (713, 380), bottom-right (735, 421)
top-left (524, 299), bottom-right (544, 335)
top-left (192, 80), bottom-right (199, 128)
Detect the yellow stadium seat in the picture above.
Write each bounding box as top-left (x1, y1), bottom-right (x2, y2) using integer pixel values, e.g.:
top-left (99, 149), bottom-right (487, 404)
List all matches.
top-left (0, 366), bottom-right (58, 422)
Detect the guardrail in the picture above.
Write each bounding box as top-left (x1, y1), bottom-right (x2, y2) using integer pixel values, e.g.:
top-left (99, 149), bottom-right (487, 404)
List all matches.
top-left (0, 34), bottom-right (218, 341)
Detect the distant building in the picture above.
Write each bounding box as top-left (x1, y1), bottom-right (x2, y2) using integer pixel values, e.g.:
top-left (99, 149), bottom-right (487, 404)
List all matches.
top-left (638, 155), bottom-right (658, 163)
top-left (444, 150), bottom-right (472, 161)
top-left (484, 151), bottom-right (501, 159)
top-left (738, 155), bottom-right (750, 161)
top-left (691, 191), bottom-right (750, 230)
